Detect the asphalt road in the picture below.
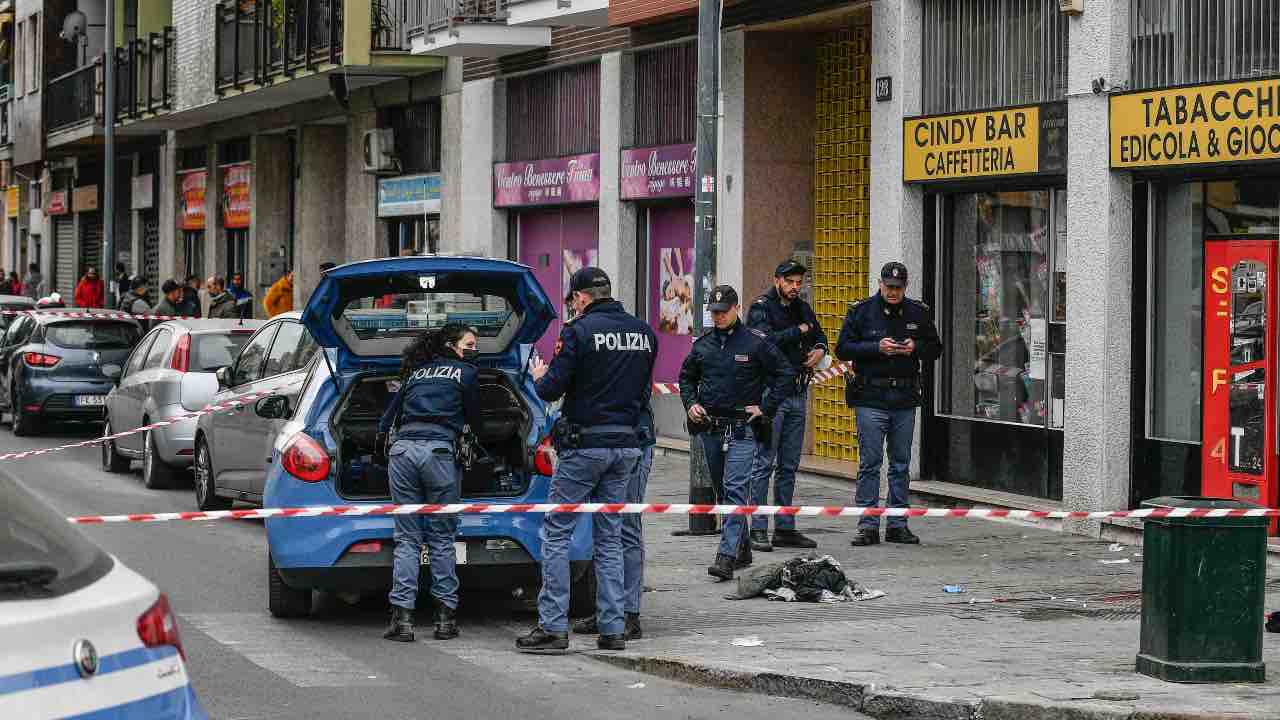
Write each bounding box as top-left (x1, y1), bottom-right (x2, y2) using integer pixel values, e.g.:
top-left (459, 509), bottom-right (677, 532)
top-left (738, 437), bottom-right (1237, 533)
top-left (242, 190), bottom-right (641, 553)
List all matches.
top-left (12, 422), bottom-right (867, 720)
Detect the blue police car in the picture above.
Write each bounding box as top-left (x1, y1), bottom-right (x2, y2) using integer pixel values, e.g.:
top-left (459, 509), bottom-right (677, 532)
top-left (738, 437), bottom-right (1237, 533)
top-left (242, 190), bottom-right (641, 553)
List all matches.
top-left (260, 257), bottom-right (598, 617)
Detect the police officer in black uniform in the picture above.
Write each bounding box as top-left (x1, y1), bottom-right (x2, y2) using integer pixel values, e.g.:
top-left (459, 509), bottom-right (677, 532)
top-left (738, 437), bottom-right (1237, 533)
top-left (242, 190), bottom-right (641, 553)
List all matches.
top-left (746, 259), bottom-right (829, 552)
top-left (679, 285), bottom-right (796, 581)
top-left (517, 267), bottom-right (657, 654)
top-left (378, 323), bottom-right (482, 642)
top-left (835, 262), bottom-right (942, 547)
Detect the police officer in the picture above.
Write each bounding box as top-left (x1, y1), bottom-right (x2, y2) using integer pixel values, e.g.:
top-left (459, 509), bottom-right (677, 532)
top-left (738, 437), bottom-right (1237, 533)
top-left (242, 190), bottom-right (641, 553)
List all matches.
top-left (378, 323), bottom-right (481, 643)
top-left (835, 262), bottom-right (942, 547)
top-left (679, 285), bottom-right (796, 581)
top-left (746, 259), bottom-right (828, 552)
top-left (517, 267), bottom-right (656, 654)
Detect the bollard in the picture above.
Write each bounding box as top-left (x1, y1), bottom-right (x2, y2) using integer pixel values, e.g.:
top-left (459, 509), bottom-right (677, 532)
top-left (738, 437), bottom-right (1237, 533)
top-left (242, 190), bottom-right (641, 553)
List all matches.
top-left (673, 435), bottom-right (719, 536)
top-left (1136, 496), bottom-right (1267, 683)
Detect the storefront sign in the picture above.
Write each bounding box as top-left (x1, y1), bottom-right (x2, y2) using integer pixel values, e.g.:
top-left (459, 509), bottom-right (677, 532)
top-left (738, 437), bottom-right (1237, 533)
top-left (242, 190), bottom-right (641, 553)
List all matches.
top-left (222, 163), bottom-right (251, 229)
top-left (4, 186), bottom-right (16, 219)
top-left (46, 190), bottom-right (68, 216)
top-left (179, 170), bottom-right (207, 230)
top-left (620, 144), bottom-right (696, 200)
top-left (1110, 78), bottom-right (1280, 170)
top-left (493, 154), bottom-right (600, 208)
top-left (377, 173), bottom-right (442, 217)
top-left (131, 174), bottom-right (154, 210)
top-left (903, 102), bottom-right (1067, 182)
top-left (73, 185), bottom-right (98, 212)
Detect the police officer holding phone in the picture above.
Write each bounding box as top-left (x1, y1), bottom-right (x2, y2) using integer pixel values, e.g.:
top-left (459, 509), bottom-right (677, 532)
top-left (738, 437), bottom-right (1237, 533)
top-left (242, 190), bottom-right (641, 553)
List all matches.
top-left (518, 267), bottom-right (656, 654)
top-left (835, 262), bottom-right (942, 547)
top-left (679, 286), bottom-right (795, 581)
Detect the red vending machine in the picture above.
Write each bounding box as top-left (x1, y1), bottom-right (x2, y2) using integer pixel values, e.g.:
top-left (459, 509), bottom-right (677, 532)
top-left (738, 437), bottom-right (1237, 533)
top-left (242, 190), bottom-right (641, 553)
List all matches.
top-left (1202, 240), bottom-right (1278, 531)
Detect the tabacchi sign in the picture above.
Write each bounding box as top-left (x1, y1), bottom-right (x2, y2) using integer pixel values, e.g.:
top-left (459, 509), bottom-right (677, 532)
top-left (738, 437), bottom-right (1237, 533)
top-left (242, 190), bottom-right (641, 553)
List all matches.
top-left (1111, 78), bottom-right (1280, 169)
top-left (903, 102), bottom-right (1066, 183)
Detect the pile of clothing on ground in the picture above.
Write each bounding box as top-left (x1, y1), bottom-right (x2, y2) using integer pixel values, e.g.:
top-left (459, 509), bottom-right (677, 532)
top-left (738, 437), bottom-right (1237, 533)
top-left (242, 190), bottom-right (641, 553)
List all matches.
top-left (727, 554), bottom-right (886, 603)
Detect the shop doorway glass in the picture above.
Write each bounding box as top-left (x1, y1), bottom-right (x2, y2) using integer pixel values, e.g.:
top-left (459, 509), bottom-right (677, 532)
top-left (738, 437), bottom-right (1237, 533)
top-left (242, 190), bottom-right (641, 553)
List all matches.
top-left (1202, 240), bottom-right (1278, 512)
top-left (184, 230), bottom-right (205, 279)
top-left (383, 216), bottom-right (440, 257)
top-left (643, 204), bottom-right (695, 384)
top-left (226, 229), bottom-right (248, 281)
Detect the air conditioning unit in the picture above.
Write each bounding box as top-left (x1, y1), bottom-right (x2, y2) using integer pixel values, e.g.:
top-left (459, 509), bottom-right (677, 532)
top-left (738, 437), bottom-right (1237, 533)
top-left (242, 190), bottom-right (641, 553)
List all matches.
top-left (362, 128), bottom-right (401, 175)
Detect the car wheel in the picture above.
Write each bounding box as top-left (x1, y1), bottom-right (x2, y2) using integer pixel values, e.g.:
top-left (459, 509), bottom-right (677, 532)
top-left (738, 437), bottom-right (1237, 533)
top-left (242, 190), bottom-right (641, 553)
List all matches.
top-left (10, 384), bottom-right (36, 437)
top-left (101, 420), bottom-right (131, 473)
top-left (268, 553), bottom-right (313, 618)
top-left (194, 439), bottom-right (232, 511)
top-left (568, 561), bottom-right (598, 619)
top-left (142, 428), bottom-right (179, 490)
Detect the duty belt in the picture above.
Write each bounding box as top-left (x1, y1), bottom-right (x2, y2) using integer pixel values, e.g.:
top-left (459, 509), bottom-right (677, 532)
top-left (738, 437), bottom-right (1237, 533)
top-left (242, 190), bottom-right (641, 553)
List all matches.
top-left (581, 424), bottom-right (640, 435)
top-left (865, 377), bottom-right (917, 388)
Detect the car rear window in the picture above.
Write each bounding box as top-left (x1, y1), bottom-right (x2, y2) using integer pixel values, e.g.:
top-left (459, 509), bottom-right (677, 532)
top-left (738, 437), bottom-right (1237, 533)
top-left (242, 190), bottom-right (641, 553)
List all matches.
top-left (0, 475), bottom-right (112, 600)
top-left (193, 332), bottom-right (253, 372)
top-left (46, 321), bottom-right (141, 350)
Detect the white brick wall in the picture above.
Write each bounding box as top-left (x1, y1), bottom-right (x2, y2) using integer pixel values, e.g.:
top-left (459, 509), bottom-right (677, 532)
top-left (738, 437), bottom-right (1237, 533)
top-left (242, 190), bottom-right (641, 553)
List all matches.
top-left (173, 0), bottom-right (218, 112)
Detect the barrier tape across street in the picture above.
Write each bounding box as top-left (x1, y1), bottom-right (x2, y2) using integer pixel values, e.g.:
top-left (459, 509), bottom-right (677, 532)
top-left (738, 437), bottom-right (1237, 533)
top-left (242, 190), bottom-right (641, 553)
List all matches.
top-left (2, 309), bottom-right (199, 321)
top-left (653, 361), bottom-right (853, 395)
top-left (66, 503), bottom-right (1280, 525)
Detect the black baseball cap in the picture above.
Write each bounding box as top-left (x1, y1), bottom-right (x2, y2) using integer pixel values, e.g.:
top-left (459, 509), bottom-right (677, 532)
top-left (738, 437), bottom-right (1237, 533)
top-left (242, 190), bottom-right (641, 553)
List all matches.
top-left (568, 266), bottom-right (611, 293)
top-left (707, 285), bottom-right (738, 312)
top-left (130, 276), bottom-right (147, 291)
top-left (161, 279), bottom-right (181, 294)
top-left (775, 259), bottom-right (808, 277)
top-left (881, 262), bottom-right (909, 288)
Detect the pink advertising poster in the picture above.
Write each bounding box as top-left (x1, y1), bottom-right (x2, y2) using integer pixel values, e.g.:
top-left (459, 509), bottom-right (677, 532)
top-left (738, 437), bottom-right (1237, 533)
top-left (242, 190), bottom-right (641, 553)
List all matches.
top-left (647, 205), bottom-right (696, 383)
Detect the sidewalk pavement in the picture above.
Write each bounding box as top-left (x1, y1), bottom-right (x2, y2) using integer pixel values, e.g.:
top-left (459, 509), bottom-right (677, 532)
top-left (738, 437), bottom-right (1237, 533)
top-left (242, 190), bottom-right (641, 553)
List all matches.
top-left (585, 449), bottom-right (1280, 720)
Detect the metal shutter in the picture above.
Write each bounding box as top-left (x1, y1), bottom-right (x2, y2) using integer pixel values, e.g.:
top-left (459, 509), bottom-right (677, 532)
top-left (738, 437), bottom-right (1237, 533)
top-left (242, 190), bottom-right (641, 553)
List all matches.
top-left (142, 210), bottom-right (159, 288)
top-left (79, 211), bottom-right (103, 285)
top-left (53, 217), bottom-right (76, 300)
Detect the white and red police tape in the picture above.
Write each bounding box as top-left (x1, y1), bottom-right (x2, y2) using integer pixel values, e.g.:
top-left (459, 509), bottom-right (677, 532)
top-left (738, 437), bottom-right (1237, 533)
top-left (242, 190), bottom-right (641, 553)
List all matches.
top-left (1, 309), bottom-right (200, 321)
top-left (652, 361), bottom-right (853, 395)
top-left (66, 503), bottom-right (1280, 525)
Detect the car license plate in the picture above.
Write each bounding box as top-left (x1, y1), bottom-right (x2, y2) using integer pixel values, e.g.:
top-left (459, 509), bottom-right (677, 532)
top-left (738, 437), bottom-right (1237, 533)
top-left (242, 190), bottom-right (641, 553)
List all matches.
top-left (421, 543), bottom-right (467, 566)
top-left (75, 395), bottom-right (106, 407)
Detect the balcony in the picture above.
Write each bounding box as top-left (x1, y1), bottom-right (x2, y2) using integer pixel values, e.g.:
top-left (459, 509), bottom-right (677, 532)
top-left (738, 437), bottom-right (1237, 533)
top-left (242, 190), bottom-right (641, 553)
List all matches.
top-left (46, 61), bottom-right (103, 137)
top-left (0, 85), bottom-right (11, 150)
top-left (504, 0), bottom-right (607, 27)
top-left (408, 0), bottom-right (550, 58)
top-left (115, 27), bottom-right (177, 126)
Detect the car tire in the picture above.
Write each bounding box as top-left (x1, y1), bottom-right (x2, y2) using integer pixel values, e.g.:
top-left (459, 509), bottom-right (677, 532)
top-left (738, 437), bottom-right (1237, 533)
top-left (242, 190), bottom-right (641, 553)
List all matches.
top-left (268, 553), bottom-right (313, 619)
top-left (568, 561), bottom-right (598, 619)
top-left (101, 420), bottom-right (131, 473)
top-left (10, 384), bottom-right (36, 437)
top-left (142, 428), bottom-right (180, 490)
top-left (194, 438), bottom-right (232, 511)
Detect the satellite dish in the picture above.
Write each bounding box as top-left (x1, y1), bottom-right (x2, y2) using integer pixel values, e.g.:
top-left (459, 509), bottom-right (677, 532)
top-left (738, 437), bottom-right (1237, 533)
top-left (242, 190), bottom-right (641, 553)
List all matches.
top-left (60, 11), bottom-right (86, 43)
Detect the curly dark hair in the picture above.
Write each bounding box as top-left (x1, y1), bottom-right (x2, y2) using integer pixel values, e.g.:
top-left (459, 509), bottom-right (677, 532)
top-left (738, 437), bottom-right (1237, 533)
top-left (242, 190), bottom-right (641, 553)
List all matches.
top-left (399, 322), bottom-right (475, 379)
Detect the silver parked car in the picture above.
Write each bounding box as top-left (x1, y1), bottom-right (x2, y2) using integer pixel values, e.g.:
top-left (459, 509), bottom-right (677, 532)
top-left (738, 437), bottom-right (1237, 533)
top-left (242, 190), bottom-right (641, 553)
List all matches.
top-left (192, 312), bottom-right (319, 510)
top-left (0, 294), bottom-right (36, 331)
top-left (102, 319), bottom-right (265, 489)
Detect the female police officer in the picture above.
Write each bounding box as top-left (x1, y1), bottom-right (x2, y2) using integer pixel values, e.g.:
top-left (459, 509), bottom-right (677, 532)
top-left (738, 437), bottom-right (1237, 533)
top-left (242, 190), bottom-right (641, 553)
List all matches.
top-left (378, 323), bottom-right (481, 643)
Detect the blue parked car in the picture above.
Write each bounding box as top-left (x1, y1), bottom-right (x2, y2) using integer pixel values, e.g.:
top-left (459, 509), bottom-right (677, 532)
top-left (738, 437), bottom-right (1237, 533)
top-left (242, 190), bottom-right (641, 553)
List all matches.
top-left (261, 256), bottom-right (598, 617)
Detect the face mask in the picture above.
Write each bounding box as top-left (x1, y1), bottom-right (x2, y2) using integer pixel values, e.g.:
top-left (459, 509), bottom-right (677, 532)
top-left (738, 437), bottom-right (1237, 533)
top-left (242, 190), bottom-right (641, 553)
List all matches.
top-left (461, 348), bottom-right (479, 362)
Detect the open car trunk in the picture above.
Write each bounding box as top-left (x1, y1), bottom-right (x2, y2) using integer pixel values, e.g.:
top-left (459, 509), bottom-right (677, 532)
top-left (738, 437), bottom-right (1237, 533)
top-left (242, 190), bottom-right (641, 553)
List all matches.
top-left (333, 369), bottom-right (534, 500)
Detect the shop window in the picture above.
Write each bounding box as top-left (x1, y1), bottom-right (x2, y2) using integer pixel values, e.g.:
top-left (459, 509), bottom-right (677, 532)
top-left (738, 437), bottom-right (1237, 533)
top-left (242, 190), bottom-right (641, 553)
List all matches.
top-left (1205, 180), bottom-right (1280, 237)
top-left (384, 216), bottom-right (439, 257)
top-left (178, 146), bottom-right (207, 172)
top-left (939, 190), bottom-right (1062, 427)
top-left (380, 102), bottom-right (442, 175)
top-left (184, 230), bottom-right (205, 279)
top-left (219, 138), bottom-right (250, 165)
top-left (1130, 0), bottom-right (1280, 90)
top-left (1148, 182), bottom-right (1204, 443)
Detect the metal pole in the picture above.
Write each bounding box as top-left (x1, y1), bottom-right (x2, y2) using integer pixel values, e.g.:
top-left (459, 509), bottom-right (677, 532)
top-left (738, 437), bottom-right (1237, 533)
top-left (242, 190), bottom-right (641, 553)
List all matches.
top-left (104, 0), bottom-right (116, 308)
top-left (679, 0), bottom-right (721, 537)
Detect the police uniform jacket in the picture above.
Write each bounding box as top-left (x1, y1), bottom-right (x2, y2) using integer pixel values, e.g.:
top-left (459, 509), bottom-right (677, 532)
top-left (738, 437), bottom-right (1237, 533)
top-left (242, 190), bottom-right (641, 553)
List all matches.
top-left (678, 320), bottom-right (796, 419)
top-left (379, 356), bottom-right (481, 442)
top-left (535, 299), bottom-right (657, 445)
top-left (746, 287), bottom-right (828, 372)
top-left (835, 292), bottom-right (942, 410)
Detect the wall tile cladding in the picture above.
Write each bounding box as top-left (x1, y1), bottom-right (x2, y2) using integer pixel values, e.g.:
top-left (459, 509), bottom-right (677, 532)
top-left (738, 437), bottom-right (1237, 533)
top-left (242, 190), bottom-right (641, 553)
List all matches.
top-left (173, 0), bottom-right (218, 111)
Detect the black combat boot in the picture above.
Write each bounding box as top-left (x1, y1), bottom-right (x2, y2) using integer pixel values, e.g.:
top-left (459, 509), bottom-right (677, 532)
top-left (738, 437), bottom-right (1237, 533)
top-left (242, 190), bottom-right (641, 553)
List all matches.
top-left (597, 634), bottom-right (626, 651)
top-left (749, 529), bottom-right (773, 552)
top-left (707, 553), bottom-right (735, 581)
top-left (850, 529), bottom-right (880, 547)
top-left (434, 605), bottom-right (459, 640)
top-left (572, 615), bottom-right (599, 635)
top-left (773, 529), bottom-right (818, 549)
top-left (735, 535), bottom-right (753, 569)
top-left (624, 613), bottom-right (643, 641)
top-left (383, 606), bottom-right (414, 642)
top-left (885, 527), bottom-right (921, 545)
top-left (516, 626), bottom-right (570, 654)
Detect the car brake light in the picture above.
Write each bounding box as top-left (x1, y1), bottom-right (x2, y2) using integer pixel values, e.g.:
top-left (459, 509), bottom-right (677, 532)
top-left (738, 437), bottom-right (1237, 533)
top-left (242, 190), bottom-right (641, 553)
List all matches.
top-left (23, 352), bottom-right (59, 368)
top-left (169, 334), bottom-right (190, 373)
top-left (348, 541), bottom-right (382, 554)
top-left (137, 593), bottom-right (185, 661)
top-left (533, 436), bottom-right (557, 477)
top-left (281, 433), bottom-right (331, 483)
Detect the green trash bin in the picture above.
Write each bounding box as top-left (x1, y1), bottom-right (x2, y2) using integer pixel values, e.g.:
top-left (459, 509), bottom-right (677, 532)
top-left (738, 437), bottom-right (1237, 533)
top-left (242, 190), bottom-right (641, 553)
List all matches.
top-left (1136, 496), bottom-right (1268, 683)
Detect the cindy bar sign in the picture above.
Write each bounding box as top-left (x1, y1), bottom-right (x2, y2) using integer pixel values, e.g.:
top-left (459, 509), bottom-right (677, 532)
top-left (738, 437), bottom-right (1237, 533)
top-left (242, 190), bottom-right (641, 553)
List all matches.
top-left (620, 143), bottom-right (696, 199)
top-left (1111, 78), bottom-right (1280, 169)
top-left (903, 102), bottom-right (1066, 182)
top-left (494, 154), bottom-right (600, 208)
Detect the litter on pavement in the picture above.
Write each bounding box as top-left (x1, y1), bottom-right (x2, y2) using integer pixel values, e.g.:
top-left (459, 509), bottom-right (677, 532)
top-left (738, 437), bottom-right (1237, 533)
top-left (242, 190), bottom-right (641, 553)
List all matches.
top-left (943, 585), bottom-right (966, 594)
top-left (1099, 558), bottom-right (1131, 565)
top-left (731, 636), bottom-right (765, 647)
top-left (1108, 543), bottom-right (1125, 551)
top-left (726, 554), bottom-right (885, 603)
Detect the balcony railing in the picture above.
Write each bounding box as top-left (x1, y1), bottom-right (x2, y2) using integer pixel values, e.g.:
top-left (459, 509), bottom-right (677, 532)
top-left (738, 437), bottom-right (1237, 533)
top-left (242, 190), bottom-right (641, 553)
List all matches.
top-left (407, 0), bottom-right (507, 38)
top-left (215, 0), bottom-right (346, 91)
top-left (116, 27), bottom-right (177, 121)
top-left (0, 98), bottom-right (11, 146)
top-left (46, 60), bottom-right (103, 134)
